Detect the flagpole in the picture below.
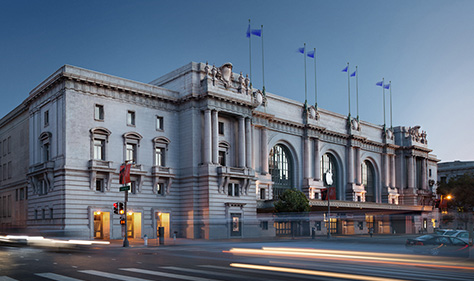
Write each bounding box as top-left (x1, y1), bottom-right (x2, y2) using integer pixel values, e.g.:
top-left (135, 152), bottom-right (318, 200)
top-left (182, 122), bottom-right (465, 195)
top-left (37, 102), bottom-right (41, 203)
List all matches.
top-left (347, 62), bottom-right (350, 118)
top-left (389, 81), bottom-right (392, 129)
top-left (261, 25), bottom-right (265, 95)
top-left (382, 77), bottom-right (385, 129)
top-left (356, 66), bottom-right (359, 120)
top-left (304, 43), bottom-right (307, 108)
top-left (248, 19), bottom-right (252, 87)
top-left (314, 48), bottom-right (317, 110)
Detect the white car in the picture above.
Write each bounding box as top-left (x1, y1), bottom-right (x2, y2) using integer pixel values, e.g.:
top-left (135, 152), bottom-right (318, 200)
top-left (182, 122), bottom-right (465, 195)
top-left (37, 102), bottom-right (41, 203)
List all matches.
top-left (444, 230), bottom-right (470, 243)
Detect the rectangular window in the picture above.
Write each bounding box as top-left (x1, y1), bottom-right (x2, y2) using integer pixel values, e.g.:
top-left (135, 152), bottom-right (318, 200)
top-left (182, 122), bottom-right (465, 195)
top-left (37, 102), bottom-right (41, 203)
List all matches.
top-left (7, 137), bottom-right (10, 154)
top-left (20, 188), bottom-right (25, 201)
top-left (2, 164), bottom-right (6, 181)
top-left (261, 221), bottom-right (268, 230)
top-left (94, 104), bottom-right (104, 121)
top-left (127, 110), bottom-right (135, 126)
top-left (43, 143), bottom-right (50, 162)
top-left (156, 182), bottom-right (165, 195)
top-left (93, 139), bottom-right (105, 160)
top-left (155, 147), bottom-right (165, 167)
top-left (126, 144), bottom-right (136, 163)
top-left (50, 208), bottom-right (53, 219)
top-left (129, 181), bottom-right (137, 194)
top-left (96, 178), bottom-right (104, 192)
top-left (7, 195), bottom-right (11, 217)
top-left (44, 110), bottom-right (49, 127)
top-left (35, 210), bottom-right (38, 220)
top-left (7, 161), bottom-right (11, 179)
top-left (228, 183), bottom-right (240, 197)
top-left (260, 188), bottom-right (265, 200)
top-left (156, 116), bottom-right (164, 131)
top-left (2, 140), bottom-right (6, 156)
top-left (218, 122), bottom-right (224, 135)
top-left (42, 209), bottom-right (45, 220)
top-left (218, 151), bottom-right (226, 166)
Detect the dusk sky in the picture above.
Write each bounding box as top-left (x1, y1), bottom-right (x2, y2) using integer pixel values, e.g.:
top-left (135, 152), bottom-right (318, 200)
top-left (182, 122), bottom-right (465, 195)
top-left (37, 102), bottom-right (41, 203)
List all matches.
top-left (1, 0), bottom-right (472, 162)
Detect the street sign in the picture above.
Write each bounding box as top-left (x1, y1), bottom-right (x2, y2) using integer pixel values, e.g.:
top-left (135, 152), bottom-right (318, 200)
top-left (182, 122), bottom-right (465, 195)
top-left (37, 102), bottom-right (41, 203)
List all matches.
top-left (119, 185), bottom-right (130, 191)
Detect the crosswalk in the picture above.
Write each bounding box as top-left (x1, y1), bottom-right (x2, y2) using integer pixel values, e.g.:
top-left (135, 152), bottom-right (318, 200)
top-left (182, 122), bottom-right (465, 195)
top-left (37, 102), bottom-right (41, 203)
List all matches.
top-left (0, 263), bottom-right (472, 281)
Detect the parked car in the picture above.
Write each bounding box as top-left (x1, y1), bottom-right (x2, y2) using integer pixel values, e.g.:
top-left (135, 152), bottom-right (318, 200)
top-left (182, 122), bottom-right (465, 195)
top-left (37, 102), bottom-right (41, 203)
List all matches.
top-left (406, 234), bottom-right (470, 257)
top-left (444, 230), bottom-right (470, 243)
top-left (434, 229), bottom-right (453, 235)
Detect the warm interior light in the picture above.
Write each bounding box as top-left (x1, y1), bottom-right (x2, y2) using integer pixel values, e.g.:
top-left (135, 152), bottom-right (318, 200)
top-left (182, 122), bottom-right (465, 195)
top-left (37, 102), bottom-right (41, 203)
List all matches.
top-left (94, 211), bottom-right (101, 215)
top-left (128, 212), bottom-right (133, 216)
top-left (446, 195), bottom-right (452, 200)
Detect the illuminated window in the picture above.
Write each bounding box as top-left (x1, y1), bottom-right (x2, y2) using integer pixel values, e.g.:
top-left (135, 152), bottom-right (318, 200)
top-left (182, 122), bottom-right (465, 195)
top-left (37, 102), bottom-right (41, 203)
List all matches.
top-left (269, 144), bottom-right (293, 197)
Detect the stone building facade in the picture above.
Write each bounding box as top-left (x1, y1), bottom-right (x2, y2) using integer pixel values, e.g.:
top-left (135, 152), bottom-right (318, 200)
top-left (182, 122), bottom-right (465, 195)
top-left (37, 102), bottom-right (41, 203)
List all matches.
top-left (0, 62), bottom-right (439, 239)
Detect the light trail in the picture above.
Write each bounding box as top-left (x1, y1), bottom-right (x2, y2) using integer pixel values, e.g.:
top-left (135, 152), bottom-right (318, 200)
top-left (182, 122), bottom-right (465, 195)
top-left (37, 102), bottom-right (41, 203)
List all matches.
top-left (225, 247), bottom-right (474, 271)
top-left (230, 263), bottom-right (409, 281)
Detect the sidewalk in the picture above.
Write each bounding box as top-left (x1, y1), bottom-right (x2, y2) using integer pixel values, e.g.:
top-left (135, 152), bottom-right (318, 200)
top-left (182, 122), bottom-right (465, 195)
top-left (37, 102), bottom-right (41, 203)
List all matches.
top-left (104, 234), bottom-right (420, 248)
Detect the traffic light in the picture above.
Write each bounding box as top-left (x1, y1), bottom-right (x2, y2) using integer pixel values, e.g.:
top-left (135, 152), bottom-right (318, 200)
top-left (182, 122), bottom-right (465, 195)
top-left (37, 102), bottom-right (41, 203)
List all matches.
top-left (119, 202), bottom-right (124, 215)
top-left (120, 217), bottom-right (125, 225)
top-left (113, 202), bottom-right (119, 214)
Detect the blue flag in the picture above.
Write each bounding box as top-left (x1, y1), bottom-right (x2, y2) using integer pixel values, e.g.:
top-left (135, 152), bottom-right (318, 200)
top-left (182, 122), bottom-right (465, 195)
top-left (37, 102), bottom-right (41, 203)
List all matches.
top-left (384, 83), bottom-right (390, 89)
top-left (246, 24), bottom-right (250, 38)
top-left (342, 66), bottom-right (348, 72)
top-left (298, 47), bottom-right (305, 54)
top-left (350, 71), bottom-right (356, 77)
top-left (251, 29), bottom-right (262, 37)
top-left (307, 50), bottom-right (315, 58)
top-left (376, 81), bottom-right (384, 87)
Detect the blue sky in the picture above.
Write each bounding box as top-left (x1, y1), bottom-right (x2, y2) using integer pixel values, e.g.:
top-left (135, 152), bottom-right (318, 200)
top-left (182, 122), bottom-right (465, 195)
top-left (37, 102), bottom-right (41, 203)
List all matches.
top-left (1, 0), bottom-right (473, 162)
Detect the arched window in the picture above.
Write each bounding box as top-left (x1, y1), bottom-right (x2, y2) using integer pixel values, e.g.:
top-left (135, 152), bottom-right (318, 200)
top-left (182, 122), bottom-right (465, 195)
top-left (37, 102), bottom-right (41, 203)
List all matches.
top-left (362, 160), bottom-right (376, 202)
top-left (269, 144), bottom-right (293, 197)
top-left (321, 153), bottom-right (338, 197)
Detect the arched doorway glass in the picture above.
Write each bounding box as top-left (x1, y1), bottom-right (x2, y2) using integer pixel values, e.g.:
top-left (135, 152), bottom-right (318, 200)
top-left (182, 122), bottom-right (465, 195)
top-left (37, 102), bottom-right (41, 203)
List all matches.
top-left (321, 153), bottom-right (338, 197)
top-left (362, 160), bottom-right (376, 202)
top-left (269, 144), bottom-right (293, 198)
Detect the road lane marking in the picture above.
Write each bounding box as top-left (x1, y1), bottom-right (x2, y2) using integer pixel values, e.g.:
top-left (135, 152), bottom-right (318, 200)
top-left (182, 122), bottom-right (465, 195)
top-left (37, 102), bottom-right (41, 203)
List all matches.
top-left (120, 268), bottom-right (221, 281)
top-left (35, 273), bottom-right (83, 281)
top-left (78, 270), bottom-right (150, 281)
top-left (231, 263), bottom-right (409, 281)
top-left (0, 277), bottom-right (18, 281)
top-left (162, 266), bottom-right (271, 280)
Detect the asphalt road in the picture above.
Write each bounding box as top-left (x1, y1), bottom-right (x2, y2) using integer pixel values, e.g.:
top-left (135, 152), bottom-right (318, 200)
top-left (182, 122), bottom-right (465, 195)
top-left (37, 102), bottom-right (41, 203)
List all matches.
top-left (1, 238), bottom-right (473, 281)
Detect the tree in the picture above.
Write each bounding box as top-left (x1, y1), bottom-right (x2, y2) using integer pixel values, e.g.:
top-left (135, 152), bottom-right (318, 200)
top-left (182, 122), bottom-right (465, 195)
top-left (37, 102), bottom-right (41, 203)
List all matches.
top-left (437, 173), bottom-right (474, 213)
top-left (437, 173), bottom-right (474, 250)
top-left (274, 188), bottom-right (311, 237)
top-left (274, 188), bottom-right (310, 213)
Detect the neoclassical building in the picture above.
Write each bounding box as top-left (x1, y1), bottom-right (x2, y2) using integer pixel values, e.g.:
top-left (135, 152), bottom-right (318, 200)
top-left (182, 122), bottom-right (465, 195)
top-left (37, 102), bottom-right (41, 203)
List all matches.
top-left (0, 62), bottom-right (439, 239)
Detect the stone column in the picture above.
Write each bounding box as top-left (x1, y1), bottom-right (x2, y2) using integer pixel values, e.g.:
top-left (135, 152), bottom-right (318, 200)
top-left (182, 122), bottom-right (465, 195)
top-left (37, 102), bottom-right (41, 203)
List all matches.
top-left (261, 127), bottom-right (268, 174)
top-left (211, 110), bottom-right (218, 164)
top-left (384, 154), bottom-right (390, 188)
top-left (203, 109), bottom-right (212, 164)
top-left (407, 155), bottom-right (414, 189)
top-left (390, 155), bottom-right (396, 188)
top-left (314, 139), bottom-right (321, 181)
top-left (238, 116), bottom-right (245, 168)
top-left (355, 147), bottom-right (361, 185)
top-left (303, 137), bottom-right (310, 179)
top-left (421, 158), bottom-right (427, 189)
top-left (245, 118), bottom-right (252, 168)
top-left (347, 146), bottom-right (354, 185)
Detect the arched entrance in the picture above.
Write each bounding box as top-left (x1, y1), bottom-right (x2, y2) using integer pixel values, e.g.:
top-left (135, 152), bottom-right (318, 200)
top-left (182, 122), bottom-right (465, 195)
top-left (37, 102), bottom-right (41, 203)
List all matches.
top-left (269, 144), bottom-right (294, 198)
top-left (362, 160), bottom-right (376, 202)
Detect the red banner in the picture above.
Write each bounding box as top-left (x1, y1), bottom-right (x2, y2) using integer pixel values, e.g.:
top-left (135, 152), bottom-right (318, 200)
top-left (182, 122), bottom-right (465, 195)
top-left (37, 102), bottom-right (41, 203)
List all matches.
top-left (119, 164), bottom-right (131, 184)
top-left (322, 187), bottom-right (336, 200)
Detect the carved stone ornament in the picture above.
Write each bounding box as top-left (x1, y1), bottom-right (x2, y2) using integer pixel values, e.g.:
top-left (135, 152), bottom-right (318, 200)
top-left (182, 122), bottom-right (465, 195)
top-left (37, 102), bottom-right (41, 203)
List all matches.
top-left (253, 90), bottom-right (263, 106)
top-left (219, 62), bottom-right (233, 83)
top-left (351, 118), bottom-right (360, 131)
top-left (384, 128), bottom-right (394, 140)
top-left (407, 125), bottom-right (427, 144)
